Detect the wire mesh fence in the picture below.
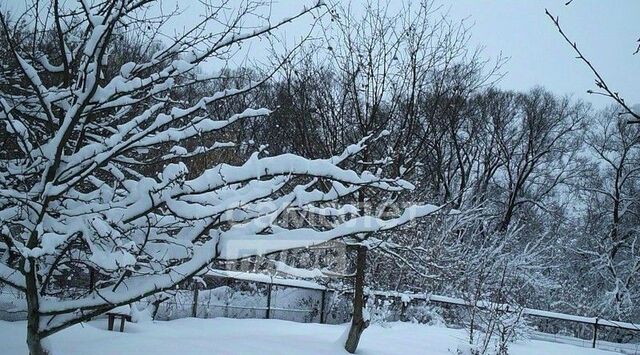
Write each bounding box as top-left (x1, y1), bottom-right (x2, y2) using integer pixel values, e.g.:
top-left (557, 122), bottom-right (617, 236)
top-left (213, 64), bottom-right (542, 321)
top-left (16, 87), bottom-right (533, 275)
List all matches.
top-left (152, 279), bottom-right (351, 324)
top-left (0, 287), bottom-right (26, 321)
top-left (2, 275), bottom-right (640, 352)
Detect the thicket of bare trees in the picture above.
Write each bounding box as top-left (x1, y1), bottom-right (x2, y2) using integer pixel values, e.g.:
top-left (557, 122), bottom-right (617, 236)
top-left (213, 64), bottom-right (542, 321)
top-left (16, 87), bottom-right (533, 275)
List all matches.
top-left (232, 1), bottom-right (638, 352)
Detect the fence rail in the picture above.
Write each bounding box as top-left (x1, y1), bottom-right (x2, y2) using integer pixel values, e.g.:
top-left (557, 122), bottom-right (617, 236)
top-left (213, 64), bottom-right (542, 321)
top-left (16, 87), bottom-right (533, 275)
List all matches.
top-left (424, 293), bottom-right (640, 331)
top-left (204, 269), bottom-right (640, 350)
top-left (2, 270), bottom-right (639, 352)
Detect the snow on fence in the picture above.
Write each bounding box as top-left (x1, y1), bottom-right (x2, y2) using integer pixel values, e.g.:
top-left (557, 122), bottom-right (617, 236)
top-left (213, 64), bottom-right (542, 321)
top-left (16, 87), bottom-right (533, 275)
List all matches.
top-left (1, 269), bottom-right (639, 351)
top-left (192, 270), bottom-right (640, 351)
top-left (376, 291), bottom-right (640, 350)
top-left (198, 269), bottom-right (350, 324)
top-left (372, 291), bottom-right (640, 332)
top-left (0, 287), bottom-right (26, 321)
top-left (153, 273), bottom-right (339, 324)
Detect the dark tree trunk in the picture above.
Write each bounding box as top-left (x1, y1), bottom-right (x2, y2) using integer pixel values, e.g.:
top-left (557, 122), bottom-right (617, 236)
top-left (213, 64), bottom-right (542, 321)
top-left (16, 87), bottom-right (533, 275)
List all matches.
top-left (344, 245), bottom-right (369, 353)
top-left (25, 260), bottom-right (48, 355)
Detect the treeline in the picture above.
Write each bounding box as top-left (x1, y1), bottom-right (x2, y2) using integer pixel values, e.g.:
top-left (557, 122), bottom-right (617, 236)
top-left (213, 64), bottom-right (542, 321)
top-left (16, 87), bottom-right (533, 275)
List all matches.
top-left (239, 62), bottom-right (639, 323)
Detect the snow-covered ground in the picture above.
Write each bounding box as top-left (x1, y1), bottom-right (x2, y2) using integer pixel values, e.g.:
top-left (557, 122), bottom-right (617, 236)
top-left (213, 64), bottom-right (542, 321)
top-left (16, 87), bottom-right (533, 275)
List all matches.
top-left (0, 317), bottom-right (625, 355)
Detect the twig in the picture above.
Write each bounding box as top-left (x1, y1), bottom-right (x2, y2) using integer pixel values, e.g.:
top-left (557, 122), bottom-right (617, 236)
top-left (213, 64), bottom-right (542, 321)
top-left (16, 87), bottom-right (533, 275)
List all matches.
top-left (545, 9), bottom-right (640, 123)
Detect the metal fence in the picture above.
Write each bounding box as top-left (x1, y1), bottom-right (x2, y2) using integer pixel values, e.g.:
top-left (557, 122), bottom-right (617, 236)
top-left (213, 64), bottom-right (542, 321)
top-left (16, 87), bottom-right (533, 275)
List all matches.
top-left (2, 272), bottom-right (640, 353)
top-left (154, 277), bottom-right (351, 325)
top-left (0, 287), bottom-right (26, 321)
top-left (152, 272), bottom-right (640, 353)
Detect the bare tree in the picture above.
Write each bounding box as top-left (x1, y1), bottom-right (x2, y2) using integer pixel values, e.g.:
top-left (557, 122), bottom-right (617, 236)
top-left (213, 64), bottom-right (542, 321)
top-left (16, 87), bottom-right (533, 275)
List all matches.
top-left (576, 106), bottom-right (640, 318)
top-left (317, 1), bottom-right (496, 351)
top-left (493, 88), bottom-right (587, 232)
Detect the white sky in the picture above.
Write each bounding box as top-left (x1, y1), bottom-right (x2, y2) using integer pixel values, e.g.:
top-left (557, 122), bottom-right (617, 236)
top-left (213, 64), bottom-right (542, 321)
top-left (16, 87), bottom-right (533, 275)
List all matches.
top-left (166, 0), bottom-right (639, 108)
top-left (4, 0), bottom-right (638, 107)
top-left (443, 0), bottom-right (639, 108)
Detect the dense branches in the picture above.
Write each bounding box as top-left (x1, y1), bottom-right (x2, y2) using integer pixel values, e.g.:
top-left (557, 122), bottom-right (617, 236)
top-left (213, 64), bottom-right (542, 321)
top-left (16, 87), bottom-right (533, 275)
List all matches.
top-left (0, 1), bottom-right (442, 354)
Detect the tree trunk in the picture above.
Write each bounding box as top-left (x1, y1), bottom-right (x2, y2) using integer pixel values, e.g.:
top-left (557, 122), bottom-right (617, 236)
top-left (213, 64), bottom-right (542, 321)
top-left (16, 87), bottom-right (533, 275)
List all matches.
top-left (344, 245), bottom-right (369, 353)
top-left (26, 330), bottom-right (47, 355)
top-left (25, 260), bottom-right (48, 355)
top-left (498, 189), bottom-right (518, 233)
top-left (151, 296), bottom-right (169, 320)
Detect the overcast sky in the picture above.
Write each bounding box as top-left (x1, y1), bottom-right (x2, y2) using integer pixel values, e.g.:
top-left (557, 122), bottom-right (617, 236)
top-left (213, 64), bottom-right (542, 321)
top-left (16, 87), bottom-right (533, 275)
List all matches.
top-left (5, 0), bottom-right (638, 108)
top-left (443, 0), bottom-right (639, 108)
top-left (170, 0), bottom-right (639, 108)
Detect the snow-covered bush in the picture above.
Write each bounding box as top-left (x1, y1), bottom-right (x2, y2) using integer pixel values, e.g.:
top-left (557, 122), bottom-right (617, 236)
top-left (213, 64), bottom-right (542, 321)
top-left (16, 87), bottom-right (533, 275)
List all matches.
top-left (461, 307), bottom-right (532, 355)
top-left (407, 305), bottom-right (445, 326)
top-left (366, 297), bottom-right (394, 327)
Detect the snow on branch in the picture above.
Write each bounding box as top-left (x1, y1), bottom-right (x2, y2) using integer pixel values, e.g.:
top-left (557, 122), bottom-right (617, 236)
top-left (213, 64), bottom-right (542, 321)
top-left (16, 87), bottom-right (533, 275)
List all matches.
top-left (0, 0), bottom-right (439, 344)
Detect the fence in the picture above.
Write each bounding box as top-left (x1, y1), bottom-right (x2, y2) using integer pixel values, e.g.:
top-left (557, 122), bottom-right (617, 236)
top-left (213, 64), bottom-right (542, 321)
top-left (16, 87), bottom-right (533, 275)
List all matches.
top-left (2, 270), bottom-right (640, 353)
top-left (370, 291), bottom-right (640, 352)
top-left (152, 269), bottom-right (640, 353)
top-left (155, 270), bottom-right (351, 325)
top-left (0, 286), bottom-right (26, 321)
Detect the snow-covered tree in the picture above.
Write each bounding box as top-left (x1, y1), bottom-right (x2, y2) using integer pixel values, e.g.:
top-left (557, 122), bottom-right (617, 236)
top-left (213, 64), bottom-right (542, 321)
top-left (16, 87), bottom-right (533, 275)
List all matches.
top-left (573, 106), bottom-right (640, 318)
top-left (0, 1), bottom-right (439, 354)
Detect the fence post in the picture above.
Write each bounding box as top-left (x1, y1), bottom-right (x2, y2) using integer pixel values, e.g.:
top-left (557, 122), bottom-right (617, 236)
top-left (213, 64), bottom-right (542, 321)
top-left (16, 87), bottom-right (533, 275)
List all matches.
top-left (592, 317), bottom-right (598, 348)
top-left (320, 290), bottom-right (326, 324)
top-left (192, 285), bottom-right (199, 318)
top-left (400, 301), bottom-right (407, 321)
top-left (266, 283), bottom-right (272, 319)
top-left (89, 268), bottom-right (95, 290)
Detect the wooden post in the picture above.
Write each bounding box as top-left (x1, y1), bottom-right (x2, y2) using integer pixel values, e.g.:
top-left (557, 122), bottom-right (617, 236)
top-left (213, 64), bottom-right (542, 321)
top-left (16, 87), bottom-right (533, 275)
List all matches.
top-left (592, 317), bottom-right (599, 348)
top-left (400, 300), bottom-right (407, 321)
top-left (107, 314), bottom-right (114, 331)
top-left (119, 316), bottom-right (126, 332)
top-left (192, 286), bottom-right (199, 318)
top-left (266, 283), bottom-right (272, 319)
top-left (89, 268), bottom-right (95, 290)
top-left (320, 290), bottom-right (326, 324)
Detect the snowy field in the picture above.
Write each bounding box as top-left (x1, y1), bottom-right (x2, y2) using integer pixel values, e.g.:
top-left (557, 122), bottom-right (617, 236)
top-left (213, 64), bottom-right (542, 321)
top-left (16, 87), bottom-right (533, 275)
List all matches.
top-left (0, 318), bottom-right (624, 355)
